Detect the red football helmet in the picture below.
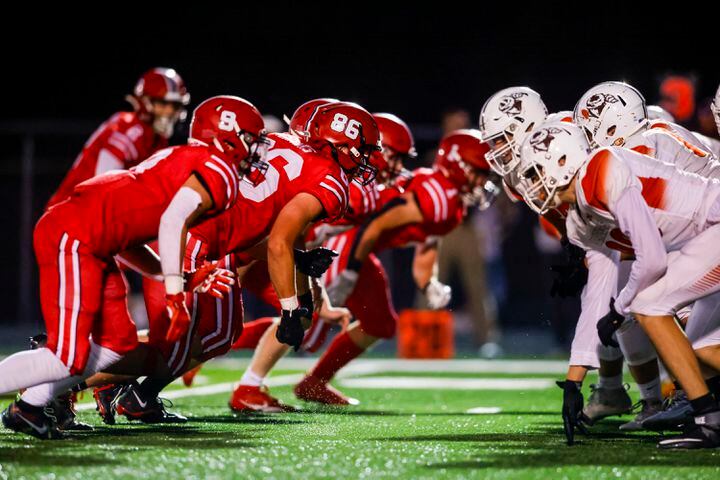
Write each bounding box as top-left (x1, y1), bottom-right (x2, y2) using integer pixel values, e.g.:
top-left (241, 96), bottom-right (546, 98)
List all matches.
top-left (371, 113), bottom-right (416, 184)
top-left (128, 68), bottom-right (191, 138)
top-left (304, 102), bottom-right (382, 185)
top-left (287, 98), bottom-right (340, 136)
top-left (189, 95), bottom-right (267, 176)
top-left (435, 129), bottom-right (499, 209)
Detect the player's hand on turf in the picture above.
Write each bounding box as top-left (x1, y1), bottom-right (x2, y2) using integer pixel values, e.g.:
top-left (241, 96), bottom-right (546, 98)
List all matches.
top-left (294, 247), bottom-right (338, 278)
top-left (596, 298), bottom-right (624, 348)
top-left (556, 380), bottom-right (590, 446)
top-left (185, 261), bottom-right (235, 299)
top-left (423, 278), bottom-right (452, 310)
top-left (165, 293), bottom-right (191, 342)
top-left (276, 307), bottom-right (310, 351)
top-left (327, 269), bottom-right (359, 307)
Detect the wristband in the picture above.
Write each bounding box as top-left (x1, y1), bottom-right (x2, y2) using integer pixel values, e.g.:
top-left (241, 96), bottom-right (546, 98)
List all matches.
top-left (279, 296), bottom-right (299, 311)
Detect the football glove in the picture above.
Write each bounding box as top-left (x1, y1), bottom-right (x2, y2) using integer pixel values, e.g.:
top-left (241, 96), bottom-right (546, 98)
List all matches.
top-left (597, 298), bottom-right (624, 348)
top-left (276, 307), bottom-right (311, 351)
top-left (423, 278), bottom-right (452, 310)
top-left (557, 380), bottom-right (590, 446)
top-left (294, 247), bottom-right (338, 278)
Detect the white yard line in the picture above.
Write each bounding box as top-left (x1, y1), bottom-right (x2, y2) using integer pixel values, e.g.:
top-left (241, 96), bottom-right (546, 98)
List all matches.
top-left (338, 376), bottom-right (555, 391)
top-left (209, 358), bottom-right (568, 374)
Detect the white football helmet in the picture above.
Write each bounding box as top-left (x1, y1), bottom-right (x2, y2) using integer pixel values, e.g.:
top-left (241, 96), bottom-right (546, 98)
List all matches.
top-left (517, 121), bottom-right (592, 214)
top-left (545, 111), bottom-right (574, 123)
top-left (479, 86), bottom-right (548, 176)
top-left (647, 105), bottom-right (675, 123)
top-left (573, 81), bottom-right (648, 148)
top-left (712, 83), bottom-right (720, 137)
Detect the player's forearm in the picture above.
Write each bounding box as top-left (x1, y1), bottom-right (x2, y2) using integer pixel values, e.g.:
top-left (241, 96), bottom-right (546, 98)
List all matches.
top-left (613, 188), bottom-right (667, 314)
top-left (412, 243), bottom-right (438, 289)
top-left (115, 245), bottom-right (163, 281)
top-left (566, 365), bottom-right (588, 383)
top-left (268, 235), bottom-right (298, 308)
top-left (159, 186), bottom-right (203, 294)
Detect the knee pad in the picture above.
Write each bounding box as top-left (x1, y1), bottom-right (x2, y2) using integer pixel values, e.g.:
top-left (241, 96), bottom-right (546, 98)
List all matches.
top-left (616, 319), bottom-right (657, 366)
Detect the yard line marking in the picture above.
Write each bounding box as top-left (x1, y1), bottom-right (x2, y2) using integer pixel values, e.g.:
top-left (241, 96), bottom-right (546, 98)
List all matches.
top-left (338, 376), bottom-right (555, 390)
top-left (466, 406), bottom-right (502, 414)
top-left (208, 358), bottom-right (569, 374)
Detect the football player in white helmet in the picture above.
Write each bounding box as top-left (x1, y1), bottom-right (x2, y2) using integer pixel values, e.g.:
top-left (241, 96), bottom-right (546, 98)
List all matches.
top-left (573, 81), bottom-right (649, 148)
top-left (479, 86), bottom-right (548, 177)
top-left (647, 105), bottom-right (676, 122)
top-left (518, 122), bottom-right (720, 449)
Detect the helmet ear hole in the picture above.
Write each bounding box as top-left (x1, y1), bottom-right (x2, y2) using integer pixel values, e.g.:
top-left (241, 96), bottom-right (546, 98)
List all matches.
top-left (558, 155), bottom-right (566, 167)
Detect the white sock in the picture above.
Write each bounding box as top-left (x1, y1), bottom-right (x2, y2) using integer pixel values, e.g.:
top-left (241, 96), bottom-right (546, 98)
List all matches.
top-left (21, 342), bottom-right (122, 407)
top-left (239, 369), bottom-right (265, 387)
top-left (0, 348), bottom-right (70, 395)
top-left (637, 377), bottom-right (662, 404)
top-left (598, 373), bottom-right (623, 389)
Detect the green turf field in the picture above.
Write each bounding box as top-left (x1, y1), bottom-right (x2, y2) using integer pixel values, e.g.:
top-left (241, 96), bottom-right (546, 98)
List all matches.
top-left (1, 359), bottom-right (719, 479)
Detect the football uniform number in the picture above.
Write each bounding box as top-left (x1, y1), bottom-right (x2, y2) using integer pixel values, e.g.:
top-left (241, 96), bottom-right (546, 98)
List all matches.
top-left (218, 111), bottom-right (237, 132)
top-left (330, 113), bottom-right (360, 140)
top-left (239, 148), bottom-right (304, 202)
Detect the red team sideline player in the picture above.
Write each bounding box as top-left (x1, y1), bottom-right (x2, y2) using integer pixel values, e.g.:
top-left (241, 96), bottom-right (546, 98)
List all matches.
top-left (0, 95), bottom-right (267, 439)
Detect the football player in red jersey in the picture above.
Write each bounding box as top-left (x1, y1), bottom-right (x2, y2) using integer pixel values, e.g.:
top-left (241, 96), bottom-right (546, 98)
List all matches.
top-left (293, 129), bottom-right (496, 405)
top-left (83, 100), bottom-right (381, 423)
top-left (0, 95), bottom-right (266, 439)
top-left (227, 111), bottom-right (416, 412)
top-left (47, 68), bottom-right (190, 208)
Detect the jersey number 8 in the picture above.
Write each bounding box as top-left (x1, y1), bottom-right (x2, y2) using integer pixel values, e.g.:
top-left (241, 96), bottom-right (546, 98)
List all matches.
top-left (330, 113), bottom-right (360, 140)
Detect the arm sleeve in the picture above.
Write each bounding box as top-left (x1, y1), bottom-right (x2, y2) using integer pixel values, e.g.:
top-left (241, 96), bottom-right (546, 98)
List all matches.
top-left (95, 149), bottom-right (124, 176)
top-left (613, 187), bottom-right (668, 315)
top-left (569, 249), bottom-right (620, 368)
top-left (159, 186), bottom-right (203, 293)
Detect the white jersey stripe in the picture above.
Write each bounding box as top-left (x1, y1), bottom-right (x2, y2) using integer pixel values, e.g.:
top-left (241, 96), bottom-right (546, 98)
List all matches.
top-left (428, 178), bottom-right (448, 221)
top-left (168, 239), bottom-right (202, 371)
top-left (209, 155), bottom-right (239, 201)
top-left (56, 234), bottom-right (69, 363)
top-left (320, 182), bottom-right (344, 206)
top-left (422, 183), bottom-right (441, 222)
top-left (66, 239), bottom-right (81, 369)
top-left (325, 175), bottom-right (348, 207)
top-left (202, 255), bottom-right (232, 346)
top-left (204, 162), bottom-right (234, 208)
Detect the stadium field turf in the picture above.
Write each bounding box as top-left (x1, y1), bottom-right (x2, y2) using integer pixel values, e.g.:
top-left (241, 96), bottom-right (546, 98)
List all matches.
top-left (1, 359), bottom-right (719, 479)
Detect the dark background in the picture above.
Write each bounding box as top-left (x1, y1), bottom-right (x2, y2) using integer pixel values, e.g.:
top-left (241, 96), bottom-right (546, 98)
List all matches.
top-left (0, 3), bottom-right (717, 348)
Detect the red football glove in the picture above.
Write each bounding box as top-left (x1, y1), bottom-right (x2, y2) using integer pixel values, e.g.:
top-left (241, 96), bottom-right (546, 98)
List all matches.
top-left (184, 261), bottom-right (235, 299)
top-left (165, 293), bottom-right (191, 342)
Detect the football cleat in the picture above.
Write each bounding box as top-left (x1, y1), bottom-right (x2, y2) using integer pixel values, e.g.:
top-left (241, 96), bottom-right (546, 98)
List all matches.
top-left (619, 399), bottom-right (663, 431)
top-left (641, 390), bottom-right (693, 431)
top-left (93, 384), bottom-right (126, 425)
top-left (229, 385), bottom-right (297, 413)
top-left (115, 385), bottom-right (187, 424)
top-left (582, 383), bottom-right (632, 423)
top-left (50, 392), bottom-right (93, 431)
top-left (657, 410), bottom-right (720, 449)
top-left (294, 376), bottom-right (359, 406)
top-left (1, 400), bottom-right (64, 440)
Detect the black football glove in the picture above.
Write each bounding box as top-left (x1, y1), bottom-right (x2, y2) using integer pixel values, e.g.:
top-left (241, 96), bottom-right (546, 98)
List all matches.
top-left (556, 380), bottom-right (590, 446)
top-left (596, 298), bottom-right (624, 348)
top-left (294, 247), bottom-right (338, 278)
top-left (550, 241), bottom-right (588, 298)
top-left (29, 332), bottom-right (48, 350)
top-left (276, 307), bottom-right (310, 351)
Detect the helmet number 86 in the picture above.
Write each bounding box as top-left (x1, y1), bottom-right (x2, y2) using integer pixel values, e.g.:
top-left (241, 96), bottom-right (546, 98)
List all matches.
top-left (330, 113), bottom-right (360, 140)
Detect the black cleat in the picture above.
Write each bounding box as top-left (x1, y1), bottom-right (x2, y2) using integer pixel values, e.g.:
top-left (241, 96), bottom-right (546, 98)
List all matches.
top-left (93, 384), bottom-right (126, 425)
top-left (657, 410), bottom-right (720, 449)
top-left (1, 400), bottom-right (64, 440)
top-left (115, 385), bottom-right (187, 424)
top-left (50, 392), bottom-right (93, 431)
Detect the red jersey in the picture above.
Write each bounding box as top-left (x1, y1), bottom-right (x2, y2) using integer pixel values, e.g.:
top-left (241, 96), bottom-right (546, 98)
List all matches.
top-left (376, 168), bottom-right (464, 249)
top-left (48, 112), bottom-right (166, 208)
top-left (187, 132), bottom-right (350, 262)
top-left (41, 144), bottom-right (239, 258)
